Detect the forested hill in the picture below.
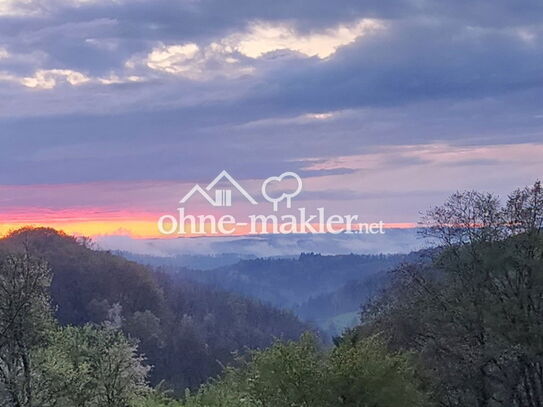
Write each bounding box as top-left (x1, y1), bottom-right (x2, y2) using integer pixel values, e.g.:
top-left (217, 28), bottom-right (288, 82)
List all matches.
top-left (0, 228), bottom-right (310, 391)
top-left (167, 252), bottom-right (428, 335)
top-left (123, 250), bottom-right (434, 336)
top-left (174, 253), bottom-right (407, 309)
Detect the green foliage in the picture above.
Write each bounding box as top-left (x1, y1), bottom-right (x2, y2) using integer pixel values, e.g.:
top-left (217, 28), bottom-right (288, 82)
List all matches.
top-left (241, 333), bottom-right (326, 406)
top-left (0, 254), bottom-right (54, 407)
top-left (328, 336), bottom-right (427, 406)
top-left (133, 389), bottom-right (183, 407)
top-left (0, 249), bottom-right (152, 407)
top-left (183, 333), bottom-right (429, 407)
top-left (5, 180), bottom-right (542, 407)
top-left (0, 227), bottom-right (309, 392)
top-left (35, 324), bottom-right (150, 407)
top-left (362, 181), bottom-right (543, 406)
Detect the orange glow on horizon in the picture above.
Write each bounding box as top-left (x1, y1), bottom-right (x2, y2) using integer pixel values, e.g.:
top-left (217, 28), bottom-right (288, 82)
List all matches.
top-left (0, 208), bottom-right (417, 239)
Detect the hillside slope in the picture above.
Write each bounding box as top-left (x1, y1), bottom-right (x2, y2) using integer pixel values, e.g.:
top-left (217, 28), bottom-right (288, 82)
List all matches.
top-left (175, 253), bottom-right (406, 308)
top-left (0, 228), bottom-right (309, 391)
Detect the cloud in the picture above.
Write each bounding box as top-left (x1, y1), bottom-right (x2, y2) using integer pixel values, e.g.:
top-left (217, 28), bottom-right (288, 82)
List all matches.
top-left (145, 43), bottom-right (201, 73)
top-left (96, 73), bottom-right (143, 85)
top-left (223, 19), bottom-right (383, 59)
top-left (133, 18), bottom-right (383, 81)
top-left (0, 0), bottom-right (37, 16)
top-left (241, 21), bottom-right (543, 114)
top-left (301, 143), bottom-right (543, 172)
top-left (2, 141), bottom-right (542, 214)
top-left (0, 0), bottom-right (118, 17)
top-left (1, 87), bottom-right (542, 187)
top-left (0, 67), bottom-right (143, 89)
top-left (20, 68), bottom-right (90, 89)
top-left (139, 42), bottom-right (254, 80)
top-left (0, 0), bottom-right (542, 218)
top-left (2, 7), bottom-right (541, 115)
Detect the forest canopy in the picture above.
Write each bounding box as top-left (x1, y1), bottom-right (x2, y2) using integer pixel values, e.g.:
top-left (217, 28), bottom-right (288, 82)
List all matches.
top-left (1, 181), bottom-right (542, 406)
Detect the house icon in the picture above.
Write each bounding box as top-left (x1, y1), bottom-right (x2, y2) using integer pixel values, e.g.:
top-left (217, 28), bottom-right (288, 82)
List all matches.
top-left (180, 170), bottom-right (258, 207)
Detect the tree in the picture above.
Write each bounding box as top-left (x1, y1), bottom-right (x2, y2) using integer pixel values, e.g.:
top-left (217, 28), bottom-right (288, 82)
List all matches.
top-left (0, 254), bottom-right (53, 407)
top-left (328, 335), bottom-right (428, 406)
top-left (35, 323), bottom-right (150, 407)
top-left (183, 333), bottom-right (429, 407)
top-left (0, 249), bottom-right (151, 407)
top-left (0, 227), bottom-right (310, 394)
top-left (362, 181), bottom-right (543, 407)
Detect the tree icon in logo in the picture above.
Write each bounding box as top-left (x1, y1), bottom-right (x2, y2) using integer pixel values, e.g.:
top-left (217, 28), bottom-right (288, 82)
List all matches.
top-left (261, 172), bottom-right (303, 211)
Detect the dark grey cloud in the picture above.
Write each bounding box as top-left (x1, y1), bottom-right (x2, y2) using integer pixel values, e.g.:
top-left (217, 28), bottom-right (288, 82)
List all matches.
top-left (1, 89), bottom-right (542, 185)
top-left (1, 0), bottom-right (543, 186)
top-left (2, 0), bottom-right (542, 75)
top-left (246, 21), bottom-right (543, 111)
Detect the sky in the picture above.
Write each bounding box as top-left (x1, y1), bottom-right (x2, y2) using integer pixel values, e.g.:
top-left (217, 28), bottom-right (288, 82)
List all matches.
top-left (1, 0), bottom-right (543, 242)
